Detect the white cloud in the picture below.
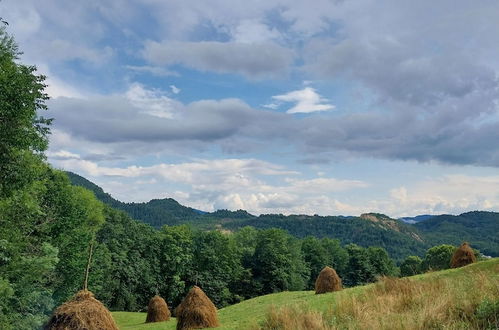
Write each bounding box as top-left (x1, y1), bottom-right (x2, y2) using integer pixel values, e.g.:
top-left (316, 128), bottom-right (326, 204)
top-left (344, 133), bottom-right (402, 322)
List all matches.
top-left (125, 65), bottom-right (179, 77)
top-left (46, 150), bottom-right (81, 160)
top-left (49, 156), bottom-right (368, 214)
top-left (170, 85), bottom-right (181, 94)
top-left (378, 175), bottom-right (499, 217)
top-left (125, 83), bottom-right (183, 119)
top-left (231, 19), bottom-right (282, 43)
top-left (272, 87), bottom-right (335, 113)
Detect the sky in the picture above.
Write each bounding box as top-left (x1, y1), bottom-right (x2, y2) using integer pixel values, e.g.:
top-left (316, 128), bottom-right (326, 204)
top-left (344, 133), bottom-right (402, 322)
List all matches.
top-left (2, 0), bottom-right (499, 217)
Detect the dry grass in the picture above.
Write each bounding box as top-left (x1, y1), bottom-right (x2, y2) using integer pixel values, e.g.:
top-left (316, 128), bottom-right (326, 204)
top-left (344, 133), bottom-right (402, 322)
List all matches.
top-left (315, 267), bottom-right (342, 294)
top-left (146, 295), bottom-right (171, 323)
top-left (259, 305), bottom-right (329, 330)
top-left (175, 286), bottom-right (219, 330)
top-left (260, 263), bottom-right (499, 330)
top-left (451, 242), bottom-right (476, 268)
top-left (45, 290), bottom-right (118, 330)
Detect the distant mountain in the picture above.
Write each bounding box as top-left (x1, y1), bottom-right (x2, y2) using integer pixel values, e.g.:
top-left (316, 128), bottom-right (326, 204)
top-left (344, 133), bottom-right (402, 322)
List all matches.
top-left (399, 215), bottom-right (434, 224)
top-left (414, 211), bottom-right (499, 257)
top-left (66, 171), bottom-right (499, 260)
top-left (223, 212), bottom-right (427, 260)
top-left (65, 172), bottom-right (204, 227)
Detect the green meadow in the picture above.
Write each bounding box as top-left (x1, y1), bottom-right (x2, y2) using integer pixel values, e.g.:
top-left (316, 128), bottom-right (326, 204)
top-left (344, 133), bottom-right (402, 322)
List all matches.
top-left (113, 258), bottom-right (499, 329)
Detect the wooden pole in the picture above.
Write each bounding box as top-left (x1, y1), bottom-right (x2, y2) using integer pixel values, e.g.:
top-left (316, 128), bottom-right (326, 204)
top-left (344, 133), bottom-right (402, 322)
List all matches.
top-left (83, 239), bottom-right (94, 291)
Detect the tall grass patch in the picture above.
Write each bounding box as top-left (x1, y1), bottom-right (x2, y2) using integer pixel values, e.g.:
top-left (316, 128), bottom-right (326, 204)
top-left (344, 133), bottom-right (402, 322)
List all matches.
top-left (260, 261), bottom-right (499, 329)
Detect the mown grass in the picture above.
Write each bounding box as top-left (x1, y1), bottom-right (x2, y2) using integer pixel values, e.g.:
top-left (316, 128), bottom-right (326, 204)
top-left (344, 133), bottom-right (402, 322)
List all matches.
top-left (113, 258), bottom-right (499, 329)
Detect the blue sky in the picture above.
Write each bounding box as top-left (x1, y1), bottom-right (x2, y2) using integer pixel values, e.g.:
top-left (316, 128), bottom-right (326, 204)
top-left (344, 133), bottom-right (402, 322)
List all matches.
top-left (2, 0), bottom-right (499, 217)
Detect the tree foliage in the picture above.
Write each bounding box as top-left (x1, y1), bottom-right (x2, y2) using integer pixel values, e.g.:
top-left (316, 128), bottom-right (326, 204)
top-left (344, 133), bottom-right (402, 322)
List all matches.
top-left (400, 256), bottom-right (423, 277)
top-left (422, 244), bottom-right (455, 271)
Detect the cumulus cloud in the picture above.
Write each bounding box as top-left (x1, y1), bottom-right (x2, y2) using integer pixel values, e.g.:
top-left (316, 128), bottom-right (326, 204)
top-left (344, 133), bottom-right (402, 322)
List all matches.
top-left (49, 151), bottom-right (499, 216)
top-left (49, 155), bottom-right (368, 215)
top-left (272, 87), bottom-right (335, 113)
top-left (142, 40), bottom-right (294, 78)
top-left (385, 175), bottom-right (499, 216)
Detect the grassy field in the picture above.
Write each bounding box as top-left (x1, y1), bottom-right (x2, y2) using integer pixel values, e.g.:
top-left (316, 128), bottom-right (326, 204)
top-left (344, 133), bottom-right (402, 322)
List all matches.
top-left (113, 258), bottom-right (499, 329)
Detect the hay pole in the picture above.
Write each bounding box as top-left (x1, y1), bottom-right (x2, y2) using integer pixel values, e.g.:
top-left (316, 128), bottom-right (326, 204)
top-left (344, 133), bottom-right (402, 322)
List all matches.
top-left (83, 239), bottom-right (95, 291)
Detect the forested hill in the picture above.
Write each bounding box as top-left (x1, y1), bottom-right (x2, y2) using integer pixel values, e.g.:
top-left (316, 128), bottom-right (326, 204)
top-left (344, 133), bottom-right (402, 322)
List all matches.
top-left (66, 171), bottom-right (499, 260)
top-left (414, 211), bottom-right (499, 257)
top-left (66, 171), bottom-right (204, 227)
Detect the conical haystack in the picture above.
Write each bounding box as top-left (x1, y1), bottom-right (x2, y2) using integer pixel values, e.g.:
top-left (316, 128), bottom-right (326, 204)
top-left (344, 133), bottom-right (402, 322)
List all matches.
top-left (45, 290), bottom-right (118, 330)
top-left (146, 295), bottom-right (171, 323)
top-left (315, 266), bottom-right (342, 294)
top-left (175, 286), bottom-right (219, 330)
top-left (451, 242), bottom-right (476, 268)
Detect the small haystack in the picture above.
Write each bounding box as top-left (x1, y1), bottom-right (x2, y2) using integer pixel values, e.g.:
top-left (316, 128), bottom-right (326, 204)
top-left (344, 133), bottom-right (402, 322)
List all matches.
top-left (315, 266), bottom-right (342, 294)
top-left (45, 290), bottom-right (118, 330)
top-left (451, 242), bottom-right (476, 268)
top-left (175, 286), bottom-right (219, 330)
top-left (146, 295), bottom-right (171, 323)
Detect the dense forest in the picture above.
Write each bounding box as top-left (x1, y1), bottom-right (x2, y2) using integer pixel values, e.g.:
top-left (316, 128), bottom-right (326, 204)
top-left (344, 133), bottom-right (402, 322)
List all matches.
top-left (67, 171), bottom-right (499, 260)
top-left (0, 24), bottom-right (495, 330)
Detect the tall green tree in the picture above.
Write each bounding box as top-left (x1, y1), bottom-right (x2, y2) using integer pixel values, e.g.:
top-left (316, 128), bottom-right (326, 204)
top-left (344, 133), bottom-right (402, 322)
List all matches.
top-left (367, 247), bottom-right (398, 277)
top-left (0, 26), bottom-right (57, 329)
top-left (190, 231), bottom-right (242, 307)
top-left (320, 238), bottom-right (348, 278)
top-left (301, 236), bottom-right (329, 289)
top-left (157, 225), bottom-right (194, 307)
top-left (344, 244), bottom-right (376, 287)
top-left (400, 256), bottom-right (423, 277)
top-left (252, 229), bottom-right (308, 294)
top-left (0, 26), bottom-right (51, 197)
top-left (422, 244), bottom-right (455, 271)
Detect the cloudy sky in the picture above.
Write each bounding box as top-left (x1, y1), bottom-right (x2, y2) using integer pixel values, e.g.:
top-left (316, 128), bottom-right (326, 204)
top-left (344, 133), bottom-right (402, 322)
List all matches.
top-left (2, 0), bottom-right (499, 217)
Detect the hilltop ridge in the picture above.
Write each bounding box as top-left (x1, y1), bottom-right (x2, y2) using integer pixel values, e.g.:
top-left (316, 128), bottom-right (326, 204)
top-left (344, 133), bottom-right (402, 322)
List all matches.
top-left (66, 171), bottom-right (499, 260)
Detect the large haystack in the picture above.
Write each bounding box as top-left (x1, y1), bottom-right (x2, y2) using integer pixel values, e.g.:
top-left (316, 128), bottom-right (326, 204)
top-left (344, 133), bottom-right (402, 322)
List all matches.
top-left (146, 295), bottom-right (171, 323)
top-left (315, 266), bottom-right (342, 294)
top-left (175, 286), bottom-right (219, 330)
top-left (45, 290), bottom-right (118, 330)
top-left (451, 242), bottom-right (476, 268)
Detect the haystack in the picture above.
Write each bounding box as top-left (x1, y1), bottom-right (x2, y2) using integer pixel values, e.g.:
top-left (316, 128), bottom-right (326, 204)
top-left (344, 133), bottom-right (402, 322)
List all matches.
top-left (175, 286), bottom-right (219, 330)
top-left (451, 242), bottom-right (476, 268)
top-left (146, 295), bottom-right (171, 323)
top-left (315, 266), bottom-right (342, 294)
top-left (45, 290), bottom-right (118, 330)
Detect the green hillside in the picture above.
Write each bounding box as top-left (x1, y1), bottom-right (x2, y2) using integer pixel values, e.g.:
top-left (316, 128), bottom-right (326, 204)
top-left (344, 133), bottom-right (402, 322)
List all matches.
top-left (65, 171), bottom-right (204, 227)
top-left (66, 171), bottom-right (499, 261)
top-left (112, 258), bottom-right (499, 329)
top-left (415, 211), bottom-right (499, 257)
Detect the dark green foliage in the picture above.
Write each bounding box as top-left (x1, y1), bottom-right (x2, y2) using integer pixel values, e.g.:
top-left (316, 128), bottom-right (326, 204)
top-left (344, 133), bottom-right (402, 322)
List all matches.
top-left (65, 171), bottom-right (202, 228)
top-left (343, 244), bottom-right (377, 286)
top-left (222, 214), bottom-right (427, 262)
top-left (190, 231), bottom-right (242, 307)
top-left (301, 237), bottom-right (330, 289)
top-left (157, 225), bottom-right (193, 307)
top-left (252, 229), bottom-right (309, 294)
top-left (400, 256), bottom-right (423, 277)
top-left (94, 208), bottom-right (161, 311)
top-left (415, 212), bottom-right (499, 257)
top-left (422, 244), bottom-right (455, 271)
top-left (367, 247), bottom-right (399, 277)
top-left (0, 27), bottom-right (51, 198)
top-left (67, 172), bottom-right (499, 262)
top-left (210, 209), bottom-right (255, 219)
top-left (320, 238), bottom-right (349, 278)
